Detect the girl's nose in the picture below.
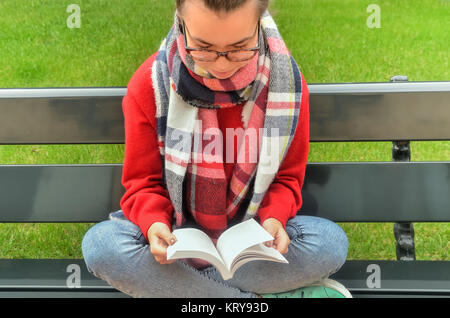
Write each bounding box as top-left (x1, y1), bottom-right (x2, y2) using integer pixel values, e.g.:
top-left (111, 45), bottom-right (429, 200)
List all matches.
top-left (214, 55), bottom-right (233, 70)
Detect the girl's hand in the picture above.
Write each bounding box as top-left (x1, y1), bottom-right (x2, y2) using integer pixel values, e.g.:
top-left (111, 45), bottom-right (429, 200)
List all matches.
top-left (147, 222), bottom-right (178, 265)
top-left (262, 218), bottom-right (290, 254)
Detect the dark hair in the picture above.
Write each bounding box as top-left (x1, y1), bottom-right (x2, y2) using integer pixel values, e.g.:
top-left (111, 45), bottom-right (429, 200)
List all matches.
top-left (176, 0), bottom-right (270, 19)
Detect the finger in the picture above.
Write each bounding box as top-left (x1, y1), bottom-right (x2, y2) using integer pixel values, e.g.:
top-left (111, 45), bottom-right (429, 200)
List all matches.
top-left (155, 255), bottom-right (171, 265)
top-left (157, 253), bottom-right (177, 265)
top-left (275, 232), bottom-right (290, 254)
top-left (165, 259), bottom-right (177, 264)
top-left (263, 226), bottom-right (277, 247)
top-left (150, 237), bottom-right (168, 259)
top-left (150, 236), bottom-right (177, 265)
top-left (156, 256), bottom-right (176, 265)
top-left (153, 248), bottom-right (176, 265)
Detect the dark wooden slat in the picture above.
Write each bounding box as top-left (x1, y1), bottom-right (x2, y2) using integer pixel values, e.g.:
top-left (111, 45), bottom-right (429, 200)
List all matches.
top-left (0, 89), bottom-right (125, 144)
top-left (309, 91), bottom-right (450, 142)
top-left (0, 162), bottom-right (449, 223)
top-left (0, 291), bottom-right (129, 298)
top-left (0, 165), bottom-right (124, 222)
top-left (0, 259), bottom-right (448, 298)
top-left (1, 83), bottom-right (449, 144)
top-left (0, 259), bottom-right (129, 298)
top-left (299, 161), bottom-right (450, 222)
top-left (330, 260), bottom-right (450, 297)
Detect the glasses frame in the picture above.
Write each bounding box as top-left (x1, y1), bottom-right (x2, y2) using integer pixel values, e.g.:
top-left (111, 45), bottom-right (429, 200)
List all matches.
top-left (182, 19), bottom-right (261, 62)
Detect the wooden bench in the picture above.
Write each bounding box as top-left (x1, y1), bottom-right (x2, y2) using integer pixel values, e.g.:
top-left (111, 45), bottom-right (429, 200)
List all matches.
top-left (0, 77), bottom-right (449, 298)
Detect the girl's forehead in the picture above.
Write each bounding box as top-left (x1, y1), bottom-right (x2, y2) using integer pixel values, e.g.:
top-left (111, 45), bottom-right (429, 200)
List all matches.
top-left (181, 2), bottom-right (259, 46)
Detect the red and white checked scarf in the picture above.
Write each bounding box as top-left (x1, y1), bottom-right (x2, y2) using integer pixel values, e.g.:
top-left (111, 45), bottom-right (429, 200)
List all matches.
top-left (151, 10), bottom-right (304, 239)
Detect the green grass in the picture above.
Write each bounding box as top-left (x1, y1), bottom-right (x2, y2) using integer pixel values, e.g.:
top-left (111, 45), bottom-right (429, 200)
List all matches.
top-left (277, 0), bottom-right (450, 82)
top-left (0, 0), bottom-right (449, 261)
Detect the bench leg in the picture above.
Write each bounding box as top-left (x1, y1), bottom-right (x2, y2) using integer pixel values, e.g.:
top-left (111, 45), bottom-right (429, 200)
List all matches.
top-left (391, 139), bottom-right (415, 261)
top-left (393, 222), bottom-right (416, 261)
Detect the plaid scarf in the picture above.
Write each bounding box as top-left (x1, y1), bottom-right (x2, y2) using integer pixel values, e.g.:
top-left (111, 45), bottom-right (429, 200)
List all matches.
top-left (151, 9), bottom-right (303, 238)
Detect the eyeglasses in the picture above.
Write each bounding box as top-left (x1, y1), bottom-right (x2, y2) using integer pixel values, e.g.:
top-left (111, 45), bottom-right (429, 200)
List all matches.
top-left (181, 19), bottom-right (260, 62)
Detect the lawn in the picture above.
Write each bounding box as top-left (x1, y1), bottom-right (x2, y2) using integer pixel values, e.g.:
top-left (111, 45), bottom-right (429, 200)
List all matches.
top-left (0, 0), bottom-right (448, 260)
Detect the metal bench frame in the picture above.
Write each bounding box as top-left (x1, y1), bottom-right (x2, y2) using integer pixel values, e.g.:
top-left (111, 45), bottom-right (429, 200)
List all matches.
top-left (0, 77), bottom-right (449, 298)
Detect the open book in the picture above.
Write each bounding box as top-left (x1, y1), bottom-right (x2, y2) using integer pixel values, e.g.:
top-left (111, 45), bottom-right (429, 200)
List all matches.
top-left (166, 218), bottom-right (288, 280)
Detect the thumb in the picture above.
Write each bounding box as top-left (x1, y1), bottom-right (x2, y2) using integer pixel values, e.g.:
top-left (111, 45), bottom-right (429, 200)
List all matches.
top-left (159, 229), bottom-right (177, 246)
top-left (262, 219), bottom-right (281, 248)
top-left (263, 227), bottom-right (276, 248)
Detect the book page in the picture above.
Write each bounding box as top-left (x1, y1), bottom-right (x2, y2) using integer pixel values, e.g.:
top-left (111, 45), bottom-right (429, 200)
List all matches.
top-left (230, 242), bottom-right (288, 276)
top-left (166, 228), bottom-right (229, 277)
top-left (216, 218), bottom-right (274, 270)
top-left (167, 228), bottom-right (221, 260)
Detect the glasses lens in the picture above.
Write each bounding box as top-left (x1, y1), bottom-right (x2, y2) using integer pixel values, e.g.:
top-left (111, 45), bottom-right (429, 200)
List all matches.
top-left (227, 50), bottom-right (257, 62)
top-left (189, 50), bottom-right (217, 62)
top-left (189, 50), bottom-right (257, 62)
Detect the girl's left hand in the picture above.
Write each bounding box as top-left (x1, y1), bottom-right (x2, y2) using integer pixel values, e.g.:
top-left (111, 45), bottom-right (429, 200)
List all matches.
top-left (261, 218), bottom-right (290, 254)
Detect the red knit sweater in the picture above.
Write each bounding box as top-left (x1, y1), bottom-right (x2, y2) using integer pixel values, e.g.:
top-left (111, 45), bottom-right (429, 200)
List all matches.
top-left (120, 52), bottom-right (310, 243)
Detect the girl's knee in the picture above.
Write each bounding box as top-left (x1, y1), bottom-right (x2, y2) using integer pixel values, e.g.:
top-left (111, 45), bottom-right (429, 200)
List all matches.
top-left (81, 221), bottom-right (112, 275)
top-left (322, 219), bottom-right (349, 272)
top-left (286, 215), bottom-right (349, 275)
top-left (81, 220), bottom-right (139, 276)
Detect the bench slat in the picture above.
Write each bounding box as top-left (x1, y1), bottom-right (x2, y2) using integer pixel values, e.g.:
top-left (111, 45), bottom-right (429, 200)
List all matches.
top-left (330, 260), bottom-right (450, 297)
top-left (1, 162), bottom-right (449, 222)
top-left (299, 161), bottom-right (450, 222)
top-left (0, 164), bottom-right (123, 222)
top-left (1, 83), bottom-right (449, 144)
top-left (0, 291), bottom-right (128, 298)
top-left (0, 93), bottom-right (124, 144)
top-left (0, 259), bottom-right (129, 298)
top-left (0, 259), bottom-right (448, 298)
top-left (309, 89), bottom-right (450, 141)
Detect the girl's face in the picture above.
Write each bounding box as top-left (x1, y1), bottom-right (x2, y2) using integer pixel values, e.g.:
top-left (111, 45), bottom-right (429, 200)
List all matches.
top-left (178, 0), bottom-right (260, 79)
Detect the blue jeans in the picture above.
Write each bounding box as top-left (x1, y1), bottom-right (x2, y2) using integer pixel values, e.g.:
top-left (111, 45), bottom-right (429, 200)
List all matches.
top-left (81, 210), bottom-right (348, 298)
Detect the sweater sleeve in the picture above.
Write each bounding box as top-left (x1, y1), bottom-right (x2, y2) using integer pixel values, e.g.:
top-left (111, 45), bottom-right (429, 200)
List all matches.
top-left (257, 72), bottom-right (310, 228)
top-left (120, 53), bottom-right (174, 242)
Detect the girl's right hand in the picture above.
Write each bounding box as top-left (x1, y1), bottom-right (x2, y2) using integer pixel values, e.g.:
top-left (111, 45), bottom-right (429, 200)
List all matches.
top-left (147, 222), bottom-right (178, 265)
